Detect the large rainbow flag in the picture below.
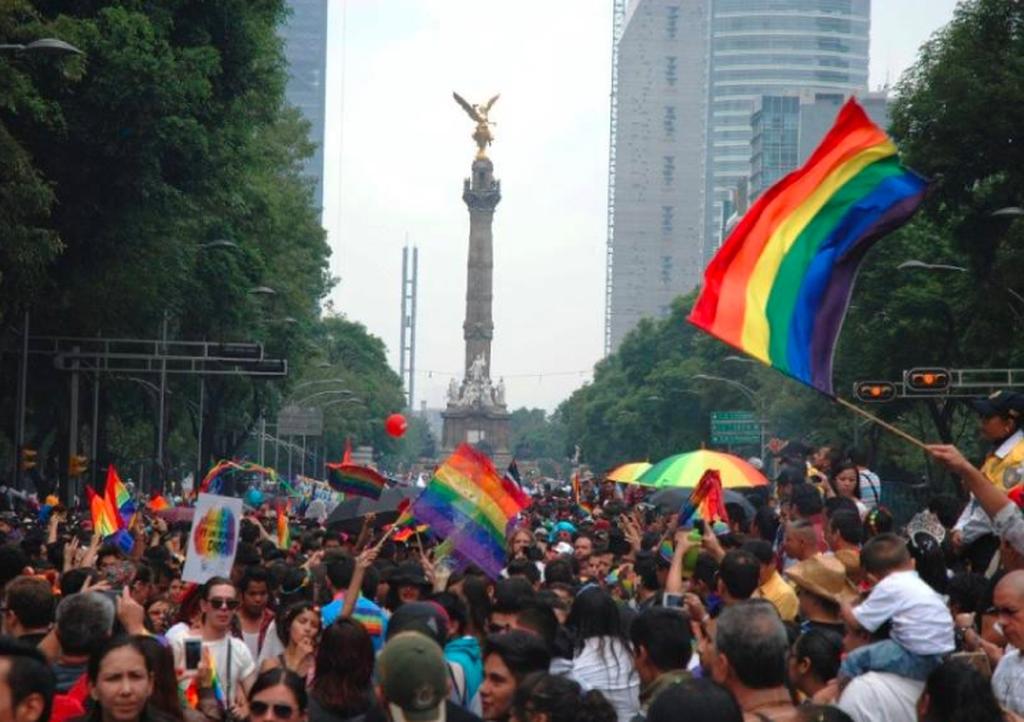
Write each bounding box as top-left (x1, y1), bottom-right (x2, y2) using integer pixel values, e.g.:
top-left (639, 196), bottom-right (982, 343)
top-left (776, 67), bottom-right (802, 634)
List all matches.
top-left (689, 98), bottom-right (927, 394)
top-left (412, 444), bottom-right (531, 578)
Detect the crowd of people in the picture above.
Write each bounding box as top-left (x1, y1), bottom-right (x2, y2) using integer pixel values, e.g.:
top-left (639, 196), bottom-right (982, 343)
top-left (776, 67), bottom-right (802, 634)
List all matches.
top-left (6, 391), bottom-right (1024, 721)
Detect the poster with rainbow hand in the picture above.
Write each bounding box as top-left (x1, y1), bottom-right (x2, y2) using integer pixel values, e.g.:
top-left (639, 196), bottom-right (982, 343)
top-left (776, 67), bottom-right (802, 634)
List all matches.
top-left (182, 493), bottom-right (242, 584)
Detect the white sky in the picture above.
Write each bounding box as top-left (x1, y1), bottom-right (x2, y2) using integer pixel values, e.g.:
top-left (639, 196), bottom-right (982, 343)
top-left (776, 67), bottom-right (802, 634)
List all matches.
top-left (320, 0), bottom-right (961, 414)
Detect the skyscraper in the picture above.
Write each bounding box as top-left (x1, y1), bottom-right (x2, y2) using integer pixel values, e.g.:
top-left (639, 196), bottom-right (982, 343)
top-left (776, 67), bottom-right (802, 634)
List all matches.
top-left (606, 0), bottom-right (871, 352)
top-left (280, 0), bottom-right (329, 216)
top-left (705, 0), bottom-right (871, 256)
top-left (607, 0), bottom-right (711, 351)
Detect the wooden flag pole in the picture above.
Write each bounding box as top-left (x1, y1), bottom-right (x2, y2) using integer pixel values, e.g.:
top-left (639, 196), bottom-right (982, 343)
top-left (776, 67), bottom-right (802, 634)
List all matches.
top-left (834, 396), bottom-right (930, 451)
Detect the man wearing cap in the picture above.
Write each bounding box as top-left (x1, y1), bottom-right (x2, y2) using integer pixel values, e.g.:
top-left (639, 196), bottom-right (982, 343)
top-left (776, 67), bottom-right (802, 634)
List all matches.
top-left (786, 555), bottom-right (855, 637)
top-left (376, 632), bottom-right (469, 722)
top-left (951, 391), bottom-right (1024, 574)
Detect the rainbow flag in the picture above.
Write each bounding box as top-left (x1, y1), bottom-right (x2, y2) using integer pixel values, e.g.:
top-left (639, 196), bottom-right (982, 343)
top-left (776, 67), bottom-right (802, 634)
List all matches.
top-left (411, 443), bottom-right (531, 579)
top-left (277, 502), bottom-right (291, 550)
top-left (148, 494), bottom-right (170, 512)
top-left (86, 485), bottom-right (119, 538)
top-left (678, 469), bottom-right (729, 526)
top-left (689, 98), bottom-right (927, 394)
top-left (342, 437), bottom-right (353, 464)
top-left (393, 524), bottom-right (429, 543)
top-left (104, 465), bottom-right (134, 529)
top-left (184, 646), bottom-right (226, 710)
top-left (326, 462), bottom-right (386, 500)
top-left (199, 460), bottom-right (276, 495)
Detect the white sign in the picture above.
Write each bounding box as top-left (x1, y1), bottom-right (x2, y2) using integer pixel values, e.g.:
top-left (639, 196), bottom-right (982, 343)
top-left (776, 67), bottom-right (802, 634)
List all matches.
top-left (182, 493), bottom-right (243, 584)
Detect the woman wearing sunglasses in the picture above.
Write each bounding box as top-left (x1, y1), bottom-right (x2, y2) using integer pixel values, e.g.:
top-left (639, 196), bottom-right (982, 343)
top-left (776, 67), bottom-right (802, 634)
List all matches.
top-left (173, 577), bottom-right (258, 717)
top-left (247, 669), bottom-right (308, 722)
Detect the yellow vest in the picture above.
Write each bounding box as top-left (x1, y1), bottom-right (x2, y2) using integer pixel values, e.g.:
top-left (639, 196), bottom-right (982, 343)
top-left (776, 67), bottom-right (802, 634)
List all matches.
top-left (981, 432), bottom-right (1024, 489)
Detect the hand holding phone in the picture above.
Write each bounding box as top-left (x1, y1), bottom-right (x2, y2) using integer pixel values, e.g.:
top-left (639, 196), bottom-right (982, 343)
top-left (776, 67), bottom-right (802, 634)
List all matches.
top-left (184, 638), bottom-right (202, 670)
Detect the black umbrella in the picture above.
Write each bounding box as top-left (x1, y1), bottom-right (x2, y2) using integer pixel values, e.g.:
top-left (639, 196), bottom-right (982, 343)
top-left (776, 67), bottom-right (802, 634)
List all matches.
top-left (649, 486), bottom-right (757, 520)
top-left (325, 487), bottom-right (421, 532)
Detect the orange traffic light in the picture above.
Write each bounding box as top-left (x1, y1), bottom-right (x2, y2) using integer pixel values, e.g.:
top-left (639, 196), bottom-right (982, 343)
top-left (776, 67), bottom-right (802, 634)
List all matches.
top-left (906, 367), bottom-right (951, 392)
top-left (20, 448), bottom-right (37, 471)
top-left (853, 381), bottom-right (897, 403)
top-left (68, 454), bottom-right (88, 477)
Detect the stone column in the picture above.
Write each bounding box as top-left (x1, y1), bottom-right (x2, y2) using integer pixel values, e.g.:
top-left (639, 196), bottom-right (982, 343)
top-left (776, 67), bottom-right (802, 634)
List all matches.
top-left (462, 157), bottom-right (501, 377)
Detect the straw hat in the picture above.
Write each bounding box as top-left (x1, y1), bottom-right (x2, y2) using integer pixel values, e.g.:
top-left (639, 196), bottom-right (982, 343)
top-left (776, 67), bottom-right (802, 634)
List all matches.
top-left (787, 554), bottom-right (858, 604)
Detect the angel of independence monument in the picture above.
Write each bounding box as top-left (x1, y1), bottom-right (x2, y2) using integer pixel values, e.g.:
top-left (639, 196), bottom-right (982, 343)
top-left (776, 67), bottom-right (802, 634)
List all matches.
top-left (441, 92), bottom-right (512, 466)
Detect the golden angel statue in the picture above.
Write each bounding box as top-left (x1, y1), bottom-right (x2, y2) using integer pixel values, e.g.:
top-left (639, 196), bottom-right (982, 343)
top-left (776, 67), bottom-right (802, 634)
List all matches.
top-left (453, 92), bottom-right (500, 159)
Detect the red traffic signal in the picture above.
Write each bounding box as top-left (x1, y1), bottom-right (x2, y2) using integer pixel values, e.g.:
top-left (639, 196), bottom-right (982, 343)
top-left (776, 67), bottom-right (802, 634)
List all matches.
top-left (853, 381), bottom-right (897, 402)
top-left (905, 367), bottom-right (951, 392)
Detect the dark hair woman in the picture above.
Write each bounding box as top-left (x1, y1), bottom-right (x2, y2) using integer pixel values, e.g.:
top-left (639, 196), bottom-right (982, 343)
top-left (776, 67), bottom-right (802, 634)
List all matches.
top-left (248, 668), bottom-right (308, 722)
top-left (309, 619), bottom-right (377, 721)
top-left (919, 659), bottom-right (1003, 722)
top-left (510, 672), bottom-right (616, 722)
top-left (259, 601), bottom-right (320, 679)
top-left (72, 635), bottom-right (177, 722)
top-left (563, 587), bottom-right (639, 722)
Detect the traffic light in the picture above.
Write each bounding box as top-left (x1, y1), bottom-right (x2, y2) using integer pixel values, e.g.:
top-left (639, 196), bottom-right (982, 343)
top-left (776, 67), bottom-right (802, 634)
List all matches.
top-left (20, 448), bottom-right (37, 471)
top-left (853, 381), bottom-right (897, 402)
top-left (905, 367), bottom-right (951, 392)
top-left (68, 454), bottom-right (88, 477)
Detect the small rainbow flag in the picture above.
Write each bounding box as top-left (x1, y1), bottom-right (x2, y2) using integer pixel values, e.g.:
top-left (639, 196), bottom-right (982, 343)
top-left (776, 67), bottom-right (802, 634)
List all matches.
top-left (184, 646), bottom-right (226, 710)
top-left (412, 444), bottom-right (531, 579)
top-left (277, 502), bottom-right (291, 550)
top-left (105, 465), bottom-right (134, 529)
top-left (148, 494), bottom-right (170, 512)
top-left (199, 460), bottom-right (277, 495)
top-left (689, 98), bottom-right (927, 394)
top-left (678, 469), bottom-right (729, 526)
top-left (393, 524), bottom-right (429, 543)
top-left (326, 462), bottom-right (386, 500)
top-left (86, 485), bottom-right (120, 538)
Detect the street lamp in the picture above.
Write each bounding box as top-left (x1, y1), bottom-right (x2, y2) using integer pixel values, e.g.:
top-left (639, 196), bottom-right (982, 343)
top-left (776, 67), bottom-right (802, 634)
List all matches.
top-left (723, 355), bottom-right (759, 365)
top-left (896, 260), bottom-right (967, 273)
top-left (248, 286), bottom-right (277, 296)
top-left (991, 207), bottom-right (1024, 218)
top-left (0, 38), bottom-right (83, 56)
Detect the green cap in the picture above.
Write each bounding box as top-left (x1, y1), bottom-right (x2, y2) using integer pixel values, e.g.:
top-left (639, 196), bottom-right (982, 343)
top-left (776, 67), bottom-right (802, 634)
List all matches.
top-left (378, 632), bottom-right (448, 722)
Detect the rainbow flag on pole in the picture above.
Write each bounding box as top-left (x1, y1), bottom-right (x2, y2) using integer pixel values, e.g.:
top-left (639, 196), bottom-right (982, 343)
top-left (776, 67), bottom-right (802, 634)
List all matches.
top-left (689, 98), bottom-right (927, 395)
top-left (325, 462), bottom-right (387, 500)
top-left (86, 485), bottom-right (120, 538)
top-left (411, 444), bottom-right (531, 578)
top-left (104, 465), bottom-right (134, 529)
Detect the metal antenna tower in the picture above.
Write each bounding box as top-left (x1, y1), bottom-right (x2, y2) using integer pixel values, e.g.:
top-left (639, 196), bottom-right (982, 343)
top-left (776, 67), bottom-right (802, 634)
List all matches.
top-left (399, 241), bottom-right (419, 409)
top-left (604, 0), bottom-right (627, 356)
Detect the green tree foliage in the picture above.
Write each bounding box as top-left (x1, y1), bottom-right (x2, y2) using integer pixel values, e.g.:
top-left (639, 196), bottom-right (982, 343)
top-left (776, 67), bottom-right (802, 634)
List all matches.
top-left (0, 2), bottom-right (398, 487)
top-left (508, 407), bottom-right (567, 468)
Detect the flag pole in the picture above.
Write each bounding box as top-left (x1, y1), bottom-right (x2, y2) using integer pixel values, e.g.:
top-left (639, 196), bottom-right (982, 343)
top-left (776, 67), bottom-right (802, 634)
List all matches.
top-left (834, 397), bottom-right (929, 451)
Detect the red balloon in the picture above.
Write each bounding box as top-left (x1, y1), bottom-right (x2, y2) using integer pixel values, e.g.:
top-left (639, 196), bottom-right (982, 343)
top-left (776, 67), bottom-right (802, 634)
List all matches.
top-left (385, 413), bottom-right (408, 438)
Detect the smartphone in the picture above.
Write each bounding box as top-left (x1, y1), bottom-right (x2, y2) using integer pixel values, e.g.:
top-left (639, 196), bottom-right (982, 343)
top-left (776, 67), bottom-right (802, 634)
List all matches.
top-left (662, 592), bottom-right (684, 608)
top-left (184, 639), bottom-right (202, 670)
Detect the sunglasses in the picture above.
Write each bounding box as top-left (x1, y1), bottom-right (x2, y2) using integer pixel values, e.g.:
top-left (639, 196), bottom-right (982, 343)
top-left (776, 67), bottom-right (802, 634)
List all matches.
top-left (250, 701), bottom-right (295, 719)
top-left (207, 598), bottom-right (240, 610)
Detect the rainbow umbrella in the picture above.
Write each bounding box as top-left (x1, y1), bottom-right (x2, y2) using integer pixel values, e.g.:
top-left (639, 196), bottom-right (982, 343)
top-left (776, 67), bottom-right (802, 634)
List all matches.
top-left (638, 450), bottom-right (767, 489)
top-left (606, 462), bottom-right (652, 484)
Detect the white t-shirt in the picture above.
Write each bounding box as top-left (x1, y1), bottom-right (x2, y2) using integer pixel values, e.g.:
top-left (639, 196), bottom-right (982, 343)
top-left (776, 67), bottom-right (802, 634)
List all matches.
top-left (838, 671), bottom-right (924, 722)
top-left (852, 570), bottom-right (955, 655)
top-left (568, 637), bottom-right (640, 722)
top-left (172, 634), bottom-right (256, 705)
top-left (993, 646), bottom-right (1024, 715)
top-left (256, 622), bottom-right (285, 666)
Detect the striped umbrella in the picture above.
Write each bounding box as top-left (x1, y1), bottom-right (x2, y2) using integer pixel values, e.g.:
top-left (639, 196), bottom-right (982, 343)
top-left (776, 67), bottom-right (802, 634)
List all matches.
top-left (639, 450), bottom-right (768, 489)
top-left (606, 462), bottom-right (652, 484)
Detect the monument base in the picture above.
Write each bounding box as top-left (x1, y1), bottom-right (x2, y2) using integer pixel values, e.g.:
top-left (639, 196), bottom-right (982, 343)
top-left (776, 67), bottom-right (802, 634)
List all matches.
top-left (441, 405), bottom-right (512, 469)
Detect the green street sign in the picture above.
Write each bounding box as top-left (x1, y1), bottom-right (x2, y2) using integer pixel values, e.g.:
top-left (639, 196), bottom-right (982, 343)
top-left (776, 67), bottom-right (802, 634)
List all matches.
top-left (711, 410), bottom-right (762, 445)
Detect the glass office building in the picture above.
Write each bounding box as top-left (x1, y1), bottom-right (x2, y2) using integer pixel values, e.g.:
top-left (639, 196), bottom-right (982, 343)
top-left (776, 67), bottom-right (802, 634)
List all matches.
top-left (705, 0), bottom-right (870, 258)
top-left (280, 0), bottom-right (329, 217)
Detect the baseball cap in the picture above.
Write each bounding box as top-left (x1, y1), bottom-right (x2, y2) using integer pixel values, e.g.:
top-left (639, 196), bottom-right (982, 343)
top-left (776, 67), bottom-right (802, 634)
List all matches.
top-left (378, 632), bottom-right (448, 722)
top-left (971, 390), bottom-right (1024, 418)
